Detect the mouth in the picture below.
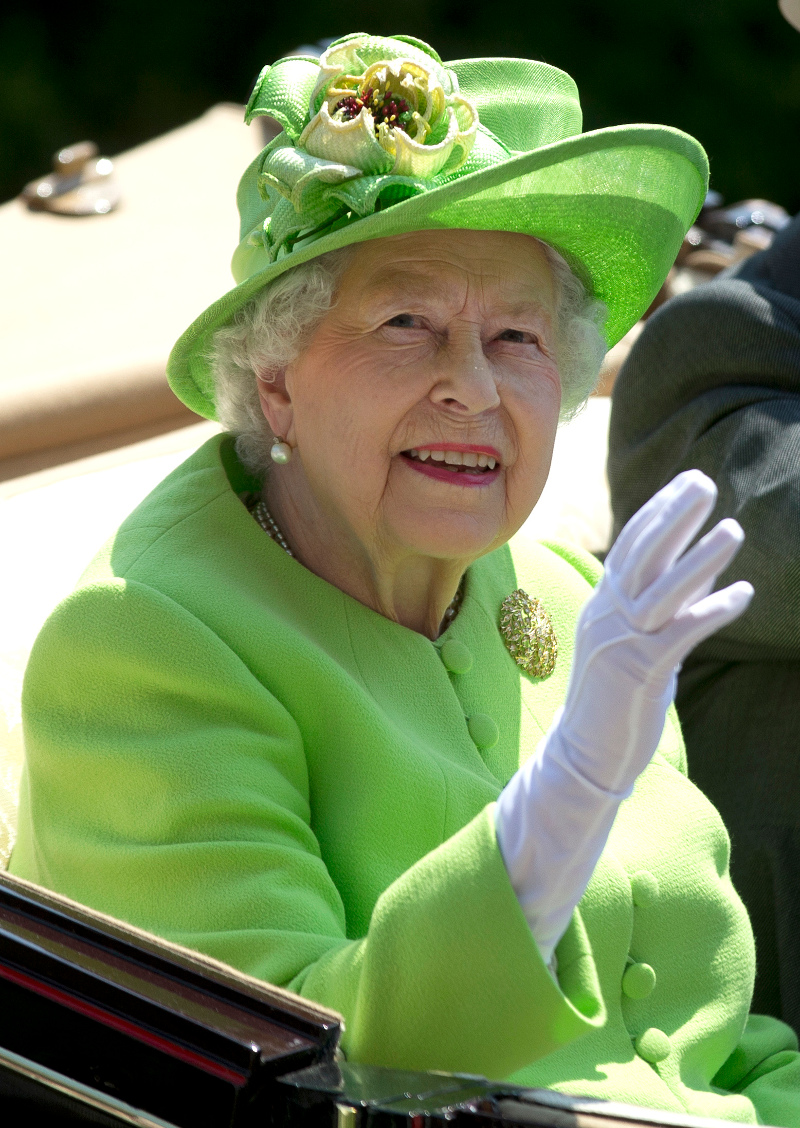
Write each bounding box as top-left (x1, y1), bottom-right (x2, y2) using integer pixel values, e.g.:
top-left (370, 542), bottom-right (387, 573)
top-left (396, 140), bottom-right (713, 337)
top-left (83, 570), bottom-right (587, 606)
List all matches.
top-left (400, 444), bottom-right (502, 486)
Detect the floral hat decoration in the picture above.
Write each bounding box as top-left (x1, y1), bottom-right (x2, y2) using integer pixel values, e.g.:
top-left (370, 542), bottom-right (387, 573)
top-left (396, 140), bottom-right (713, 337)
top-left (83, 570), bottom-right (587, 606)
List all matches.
top-left (168, 32), bottom-right (709, 420)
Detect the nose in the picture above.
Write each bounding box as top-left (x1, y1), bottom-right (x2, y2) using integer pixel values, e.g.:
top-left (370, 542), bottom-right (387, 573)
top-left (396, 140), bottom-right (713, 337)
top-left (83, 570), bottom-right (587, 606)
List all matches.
top-left (429, 326), bottom-right (501, 416)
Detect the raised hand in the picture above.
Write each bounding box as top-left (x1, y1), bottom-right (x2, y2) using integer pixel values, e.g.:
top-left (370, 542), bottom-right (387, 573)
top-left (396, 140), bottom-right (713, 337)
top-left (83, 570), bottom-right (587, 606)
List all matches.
top-left (558, 469), bottom-right (753, 795)
top-left (496, 470), bottom-right (753, 964)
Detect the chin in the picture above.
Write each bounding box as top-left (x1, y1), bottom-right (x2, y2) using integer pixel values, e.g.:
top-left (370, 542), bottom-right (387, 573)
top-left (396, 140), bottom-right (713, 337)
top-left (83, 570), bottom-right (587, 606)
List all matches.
top-left (397, 513), bottom-right (505, 560)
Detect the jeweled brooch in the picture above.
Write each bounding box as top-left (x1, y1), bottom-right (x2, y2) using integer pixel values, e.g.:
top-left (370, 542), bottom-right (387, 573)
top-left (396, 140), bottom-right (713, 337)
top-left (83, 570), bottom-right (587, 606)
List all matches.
top-left (499, 589), bottom-right (558, 679)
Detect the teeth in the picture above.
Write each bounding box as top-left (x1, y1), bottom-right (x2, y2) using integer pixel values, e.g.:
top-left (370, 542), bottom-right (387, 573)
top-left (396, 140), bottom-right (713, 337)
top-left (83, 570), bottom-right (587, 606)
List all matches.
top-left (406, 449), bottom-right (499, 471)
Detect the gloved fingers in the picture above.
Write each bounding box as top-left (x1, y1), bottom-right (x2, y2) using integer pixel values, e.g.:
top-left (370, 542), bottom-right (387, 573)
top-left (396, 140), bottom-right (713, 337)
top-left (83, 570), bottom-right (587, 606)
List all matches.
top-left (606, 471), bottom-right (717, 601)
top-left (628, 518), bottom-right (745, 633)
top-left (656, 580), bottom-right (754, 669)
top-left (605, 473), bottom-right (693, 573)
top-left (616, 471), bottom-right (719, 602)
top-left (606, 470), bottom-right (716, 575)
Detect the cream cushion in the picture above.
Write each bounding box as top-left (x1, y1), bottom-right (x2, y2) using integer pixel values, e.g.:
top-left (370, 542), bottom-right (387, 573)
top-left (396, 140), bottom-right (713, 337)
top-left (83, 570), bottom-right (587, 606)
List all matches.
top-left (0, 104), bottom-right (262, 480)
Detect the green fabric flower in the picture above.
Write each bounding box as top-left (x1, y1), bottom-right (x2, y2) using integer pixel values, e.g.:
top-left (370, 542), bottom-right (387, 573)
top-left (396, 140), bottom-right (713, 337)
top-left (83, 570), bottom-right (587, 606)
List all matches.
top-left (245, 34), bottom-right (480, 261)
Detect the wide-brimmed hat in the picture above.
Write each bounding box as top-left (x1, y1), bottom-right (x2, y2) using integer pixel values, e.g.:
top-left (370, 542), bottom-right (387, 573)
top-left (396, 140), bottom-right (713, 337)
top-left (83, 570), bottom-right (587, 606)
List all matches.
top-left (167, 32), bottom-right (708, 420)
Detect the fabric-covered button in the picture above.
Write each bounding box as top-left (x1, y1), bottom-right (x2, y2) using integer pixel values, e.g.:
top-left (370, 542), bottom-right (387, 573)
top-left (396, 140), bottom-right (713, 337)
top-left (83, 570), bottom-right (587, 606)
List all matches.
top-left (635, 1028), bottom-right (671, 1063)
top-left (630, 871), bottom-right (659, 908)
top-left (622, 962), bottom-right (657, 999)
top-left (440, 639), bottom-right (473, 674)
top-left (467, 714), bottom-right (499, 750)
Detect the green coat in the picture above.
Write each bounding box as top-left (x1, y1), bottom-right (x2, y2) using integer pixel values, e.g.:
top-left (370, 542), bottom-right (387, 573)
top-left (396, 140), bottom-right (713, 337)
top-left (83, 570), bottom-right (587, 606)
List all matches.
top-left (10, 436), bottom-right (800, 1124)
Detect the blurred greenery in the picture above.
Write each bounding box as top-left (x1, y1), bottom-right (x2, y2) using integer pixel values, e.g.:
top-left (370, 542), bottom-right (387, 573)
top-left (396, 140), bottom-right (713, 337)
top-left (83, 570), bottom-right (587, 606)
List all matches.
top-left (1, 0), bottom-right (798, 211)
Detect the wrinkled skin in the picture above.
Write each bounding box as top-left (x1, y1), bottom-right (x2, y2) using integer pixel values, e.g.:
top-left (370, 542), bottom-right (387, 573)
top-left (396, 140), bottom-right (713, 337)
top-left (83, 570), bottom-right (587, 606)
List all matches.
top-left (257, 228), bottom-right (561, 638)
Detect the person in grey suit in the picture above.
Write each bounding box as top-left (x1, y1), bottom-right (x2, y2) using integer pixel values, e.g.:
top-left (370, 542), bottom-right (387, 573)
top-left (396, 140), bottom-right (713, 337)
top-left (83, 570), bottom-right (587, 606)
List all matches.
top-left (608, 211), bottom-right (800, 1032)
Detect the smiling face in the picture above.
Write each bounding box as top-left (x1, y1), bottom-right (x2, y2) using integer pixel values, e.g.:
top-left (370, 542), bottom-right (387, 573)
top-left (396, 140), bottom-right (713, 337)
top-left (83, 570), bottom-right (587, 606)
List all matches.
top-left (260, 228), bottom-right (562, 572)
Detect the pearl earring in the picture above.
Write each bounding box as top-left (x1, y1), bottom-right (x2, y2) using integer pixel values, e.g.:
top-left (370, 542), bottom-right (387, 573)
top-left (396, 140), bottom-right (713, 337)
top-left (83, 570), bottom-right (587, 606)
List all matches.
top-left (270, 437), bottom-right (292, 465)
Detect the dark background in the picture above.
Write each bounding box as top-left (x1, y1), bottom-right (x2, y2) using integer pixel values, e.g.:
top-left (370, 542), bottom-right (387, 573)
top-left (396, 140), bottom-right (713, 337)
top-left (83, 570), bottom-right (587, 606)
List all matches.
top-left (1, 0), bottom-right (798, 211)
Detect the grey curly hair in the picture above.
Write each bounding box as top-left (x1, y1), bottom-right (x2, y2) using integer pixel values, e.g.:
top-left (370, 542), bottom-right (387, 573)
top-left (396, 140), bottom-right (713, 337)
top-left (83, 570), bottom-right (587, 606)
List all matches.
top-left (211, 241), bottom-right (608, 476)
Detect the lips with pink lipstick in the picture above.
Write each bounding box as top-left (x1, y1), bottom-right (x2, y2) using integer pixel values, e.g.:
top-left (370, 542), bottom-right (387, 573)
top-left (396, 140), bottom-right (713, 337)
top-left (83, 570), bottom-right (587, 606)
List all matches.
top-left (400, 443), bottom-right (501, 486)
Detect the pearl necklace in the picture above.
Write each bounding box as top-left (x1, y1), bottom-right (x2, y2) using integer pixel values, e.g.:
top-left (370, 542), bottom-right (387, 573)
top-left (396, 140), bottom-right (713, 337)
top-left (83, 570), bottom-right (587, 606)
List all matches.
top-left (251, 498), bottom-right (294, 557)
top-left (441, 579), bottom-right (465, 625)
top-left (249, 497), bottom-right (464, 625)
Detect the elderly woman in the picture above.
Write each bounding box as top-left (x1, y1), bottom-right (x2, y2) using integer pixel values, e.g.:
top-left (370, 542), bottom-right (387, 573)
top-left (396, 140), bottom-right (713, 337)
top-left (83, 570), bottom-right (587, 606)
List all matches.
top-left (9, 34), bottom-right (800, 1125)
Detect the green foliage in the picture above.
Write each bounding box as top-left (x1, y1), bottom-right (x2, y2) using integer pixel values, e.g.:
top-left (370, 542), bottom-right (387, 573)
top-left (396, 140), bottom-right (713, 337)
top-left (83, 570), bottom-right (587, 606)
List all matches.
top-left (1, 0), bottom-right (798, 211)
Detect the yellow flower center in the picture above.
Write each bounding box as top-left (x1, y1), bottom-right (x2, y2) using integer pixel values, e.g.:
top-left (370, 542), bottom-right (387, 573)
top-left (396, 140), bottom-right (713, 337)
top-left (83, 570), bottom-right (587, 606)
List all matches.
top-left (329, 61), bottom-right (440, 144)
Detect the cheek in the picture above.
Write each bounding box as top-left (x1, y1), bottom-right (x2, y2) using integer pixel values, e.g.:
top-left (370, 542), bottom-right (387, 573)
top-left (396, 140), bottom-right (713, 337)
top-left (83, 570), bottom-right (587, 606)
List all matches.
top-left (291, 354), bottom-right (418, 481)
top-left (505, 372), bottom-right (561, 487)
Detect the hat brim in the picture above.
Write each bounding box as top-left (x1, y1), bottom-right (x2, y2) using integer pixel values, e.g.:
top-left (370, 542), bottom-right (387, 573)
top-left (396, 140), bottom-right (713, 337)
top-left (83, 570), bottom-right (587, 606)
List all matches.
top-left (168, 122), bottom-right (707, 420)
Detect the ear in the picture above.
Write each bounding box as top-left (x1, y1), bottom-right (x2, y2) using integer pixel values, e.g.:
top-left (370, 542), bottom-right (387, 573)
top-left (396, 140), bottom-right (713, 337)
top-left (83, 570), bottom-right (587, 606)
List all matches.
top-left (256, 369), bottom-right (296, 443)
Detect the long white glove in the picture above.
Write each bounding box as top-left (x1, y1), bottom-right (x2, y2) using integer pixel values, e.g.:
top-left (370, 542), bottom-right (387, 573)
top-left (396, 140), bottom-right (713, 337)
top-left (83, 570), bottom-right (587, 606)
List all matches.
top-left (496, 470), bottom-right (754, 966)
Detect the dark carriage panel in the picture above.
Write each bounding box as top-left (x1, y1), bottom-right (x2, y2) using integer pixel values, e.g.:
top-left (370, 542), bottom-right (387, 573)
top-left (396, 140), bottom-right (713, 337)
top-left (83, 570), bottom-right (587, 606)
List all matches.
top-left (0, 873), bottom-right (339, 1127)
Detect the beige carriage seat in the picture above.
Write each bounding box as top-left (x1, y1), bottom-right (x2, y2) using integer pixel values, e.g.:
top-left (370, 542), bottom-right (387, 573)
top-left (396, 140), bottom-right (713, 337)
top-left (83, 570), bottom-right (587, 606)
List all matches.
top-left (0, 103), bottom-right (263, 482)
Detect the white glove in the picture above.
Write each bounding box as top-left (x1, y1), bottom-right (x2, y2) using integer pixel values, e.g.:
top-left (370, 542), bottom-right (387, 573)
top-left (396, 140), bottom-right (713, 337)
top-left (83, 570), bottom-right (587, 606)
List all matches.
top-left (496, 470), bottom-right (754, 965)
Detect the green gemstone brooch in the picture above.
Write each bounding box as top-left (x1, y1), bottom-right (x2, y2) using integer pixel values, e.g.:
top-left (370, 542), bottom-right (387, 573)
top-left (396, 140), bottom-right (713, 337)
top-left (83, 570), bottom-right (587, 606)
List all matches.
top-left (499, 588), bottom-right (558, 679)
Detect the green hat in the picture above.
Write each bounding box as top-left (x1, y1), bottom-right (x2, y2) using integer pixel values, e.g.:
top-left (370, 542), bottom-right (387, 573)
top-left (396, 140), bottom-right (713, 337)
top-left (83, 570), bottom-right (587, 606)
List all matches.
top-left (167, 32), bottom-right (708, 420)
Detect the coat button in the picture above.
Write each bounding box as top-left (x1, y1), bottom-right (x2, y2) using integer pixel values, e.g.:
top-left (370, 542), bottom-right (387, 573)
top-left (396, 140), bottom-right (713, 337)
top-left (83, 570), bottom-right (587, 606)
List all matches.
top-left (630, 871), bottom-right (659, 908)
top-left (440, 639), bottom-right (473, 674)
top-left (467, 714), bottom-right (499, 750)
top-left (634, 1028), bottom-right (671, 1063)
top-left (622, 962), bottom-right (657, 999)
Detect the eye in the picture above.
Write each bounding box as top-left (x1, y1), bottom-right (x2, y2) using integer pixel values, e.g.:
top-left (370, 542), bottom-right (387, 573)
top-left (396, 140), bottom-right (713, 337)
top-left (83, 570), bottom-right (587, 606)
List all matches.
top-left (383, 313), bottom-right (422, 329)
top-left (496, 328), bottom-right (540, 345)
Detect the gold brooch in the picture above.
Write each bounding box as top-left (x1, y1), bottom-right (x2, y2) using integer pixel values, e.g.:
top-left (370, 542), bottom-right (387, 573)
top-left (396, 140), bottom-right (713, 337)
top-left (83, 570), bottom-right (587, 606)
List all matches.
top-left (499, 589), bottom-right (558, 679)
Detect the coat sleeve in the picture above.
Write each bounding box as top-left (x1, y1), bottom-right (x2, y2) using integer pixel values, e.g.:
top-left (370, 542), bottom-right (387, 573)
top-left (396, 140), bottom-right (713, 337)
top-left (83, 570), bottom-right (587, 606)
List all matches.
top-left (712, 1013), bottom-right (800, 1128)
top-left (10, 578), bottom-right (603, 1077)
top-left (608, 213), bottom-right (800, 663)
